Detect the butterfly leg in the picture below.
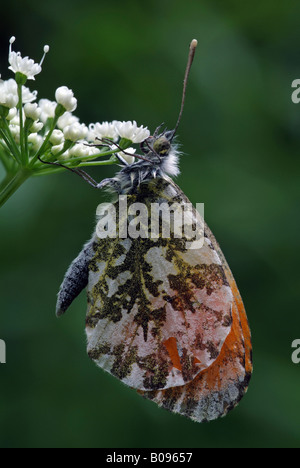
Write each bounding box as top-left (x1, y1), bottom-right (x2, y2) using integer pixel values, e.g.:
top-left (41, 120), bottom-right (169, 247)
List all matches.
top-left (56, 239), bottom-right (95, 317)
top-left (97, 178), bottom-right (122, 193)
top-left (128, 170), bottom-right (141, 192)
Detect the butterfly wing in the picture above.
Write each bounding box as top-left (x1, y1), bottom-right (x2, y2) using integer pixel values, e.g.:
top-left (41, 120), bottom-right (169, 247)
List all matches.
top-left (138, 189), bottom-right (252, 421)
top-left (139, 261), bottom-right (252, 422)
top-left (86, 179), bottom-right (236, 392)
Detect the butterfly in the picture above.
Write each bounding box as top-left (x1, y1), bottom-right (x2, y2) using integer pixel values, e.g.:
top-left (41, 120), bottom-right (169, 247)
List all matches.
top-left (55, 40), bottom-right (252, 423)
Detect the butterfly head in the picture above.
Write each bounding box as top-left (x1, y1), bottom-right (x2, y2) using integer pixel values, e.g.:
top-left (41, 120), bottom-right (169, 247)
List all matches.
top-left (113, 126), bottom-right (180, 194)
top-left (140, 127), bottom-right (174, 159)
top-left (152, 133), bottom-right (172, 156)
top-left (134, 127), bottom-right (180, 179)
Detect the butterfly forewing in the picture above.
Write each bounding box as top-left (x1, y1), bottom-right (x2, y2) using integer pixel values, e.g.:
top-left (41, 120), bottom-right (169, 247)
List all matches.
top-left (86, 178), bottom-right (235, 392)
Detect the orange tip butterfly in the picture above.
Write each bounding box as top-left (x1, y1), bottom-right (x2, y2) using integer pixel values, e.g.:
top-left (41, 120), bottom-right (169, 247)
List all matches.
top-left (56, 39), bottom-right (252, 423)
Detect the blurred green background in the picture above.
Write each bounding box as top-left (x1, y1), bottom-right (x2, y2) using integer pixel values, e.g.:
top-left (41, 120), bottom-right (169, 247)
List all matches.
top-left (0, 0), bottom-right (300, 448)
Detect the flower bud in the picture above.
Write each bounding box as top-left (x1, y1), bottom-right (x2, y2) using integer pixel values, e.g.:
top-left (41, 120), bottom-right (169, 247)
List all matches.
top-left (55, 86), bottom-right (77, 112)
top-left (28, 133), bottom-right (43, 151)
top-left (30, 121), bottom-right (44, 133)
top-left (50, 129), bottom-right (64, 146)
top-left (24, 103), bottom-right (41, 121)
top-left (63, 122), bottom-right (88, 142)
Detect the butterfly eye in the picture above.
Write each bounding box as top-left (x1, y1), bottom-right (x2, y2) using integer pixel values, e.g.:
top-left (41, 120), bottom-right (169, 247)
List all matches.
top-left (153, 136), bottom-right (171, 156)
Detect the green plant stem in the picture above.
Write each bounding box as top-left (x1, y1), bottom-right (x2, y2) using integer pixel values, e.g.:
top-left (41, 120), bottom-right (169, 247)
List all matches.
top-left (17, 84), bottom-right (25, 162)
top-left (77, 158), bottom-right (118, 168)
top-left (0, 173), bottom-right (13, 192)
top-left (0, 169), bottom-right (31, 208)
top-left (61, 148), bottom-right (118, 165)
top-left (0, 148), bottom-right (12, 172)
top-left (0, 124), bottom-right (21, 163)
top-left (32, 167), bottom-right (65, 177)
top-left (29, 116), bottom-right (59, 168)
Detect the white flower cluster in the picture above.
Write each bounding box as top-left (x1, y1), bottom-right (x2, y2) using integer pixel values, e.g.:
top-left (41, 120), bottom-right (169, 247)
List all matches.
top-left (0, 37), bottom-right (151, 167)
top-left (88, 120), bottom-right (150, 145)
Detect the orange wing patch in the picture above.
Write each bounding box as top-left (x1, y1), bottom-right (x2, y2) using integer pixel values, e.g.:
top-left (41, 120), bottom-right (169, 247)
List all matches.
top-left (139, 284), bottom-right (252, 423)
top-left (163, 337), bottom-right (182, 371)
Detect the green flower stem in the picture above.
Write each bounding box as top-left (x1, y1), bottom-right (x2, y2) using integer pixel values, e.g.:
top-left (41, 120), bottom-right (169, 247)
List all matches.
top-left (17, 84), bottom-right (25, 162)
top-left (31, 149), bottom-right (118, 172)
top-left (0, 157), bottom-right (9, 173)
top-left (119, 138), bottom-right (132, 150)
top-left (0, 173), bottom-right (13, 192)
top-left (43, 140), bottom-right (74, 161)
top-left (53, 149), bottom-right (119, 167)
top-left (29, 115), bottom-right (59, 168)
top-left (0, 168), bottom-right (31, 208)
top-left (0, 119), bottom-right (21, 163)
top-left (32, 157), bottom-right (118, 175)
top-left (24, 123), bottom-right (30, 162)
top-left (77, 158), bottom-right (118, 168)
top-left (32, 166), bottom-right (65, 177)
top-left (0, 131), bottom-right (18, 165)
top-left (0, 146), bottom-right (13, 172)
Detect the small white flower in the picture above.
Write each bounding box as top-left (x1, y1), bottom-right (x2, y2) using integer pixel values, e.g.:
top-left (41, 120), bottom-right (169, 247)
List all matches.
top-left (117, 147), bottom-right (136, 165)
top-left (3, 79), bottom-right (17, 94)
top-left (114, 120), bottom-right (150, 143)
top-left (0, 90), bottom-right (18, 109)
top-left (22, 86), bottom-right (38, 103)
top-left (10, 112), bottom-right (23, 126)
top-left (50, 129), bottom-right (64, 146)
top-left (133, 125), bottom-right (151, 143)
top-left (63, 122), bottom-right (88, 142)
top-left (114, 120), bottom-right (137, 140)
top-left (55, 86), bottom-right (77, 112)
top-left (9, 116), bottom-right (18, 126)
top-left (0, 80), bottom-right (18, 108)
top-left (0, 79), bottom-right (38, 107)
top-left (6, 108), bottom-right (17, 120)
top-left (57, 112), bottom-right (79, 130)
top-left (8, 37), bottom-right (49, 80)
top-left (88, 121), bottom-right (118, 142)
top-left (39, 99), bottom-right (56, 123)
top-left (9, 124), bottom-right (20, 143)
top-left (57, 150), bottom-right (70, 161)
top-left (88, 145), bottom-right (102, 156)
top-left (51, 143), bottom-right (65, 156)
top-left (28, 133), bottom-right (43, 151)
top-left (24, 103), bottom-right (41, 121)
top-left (30, 121), bottom-right (44, 133)
top-left (69, 142), bottom-right (91, 158)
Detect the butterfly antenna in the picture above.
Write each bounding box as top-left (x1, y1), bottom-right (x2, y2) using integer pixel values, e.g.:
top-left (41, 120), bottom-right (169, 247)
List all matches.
top-left (171, 39), bottom-right (198, 140)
